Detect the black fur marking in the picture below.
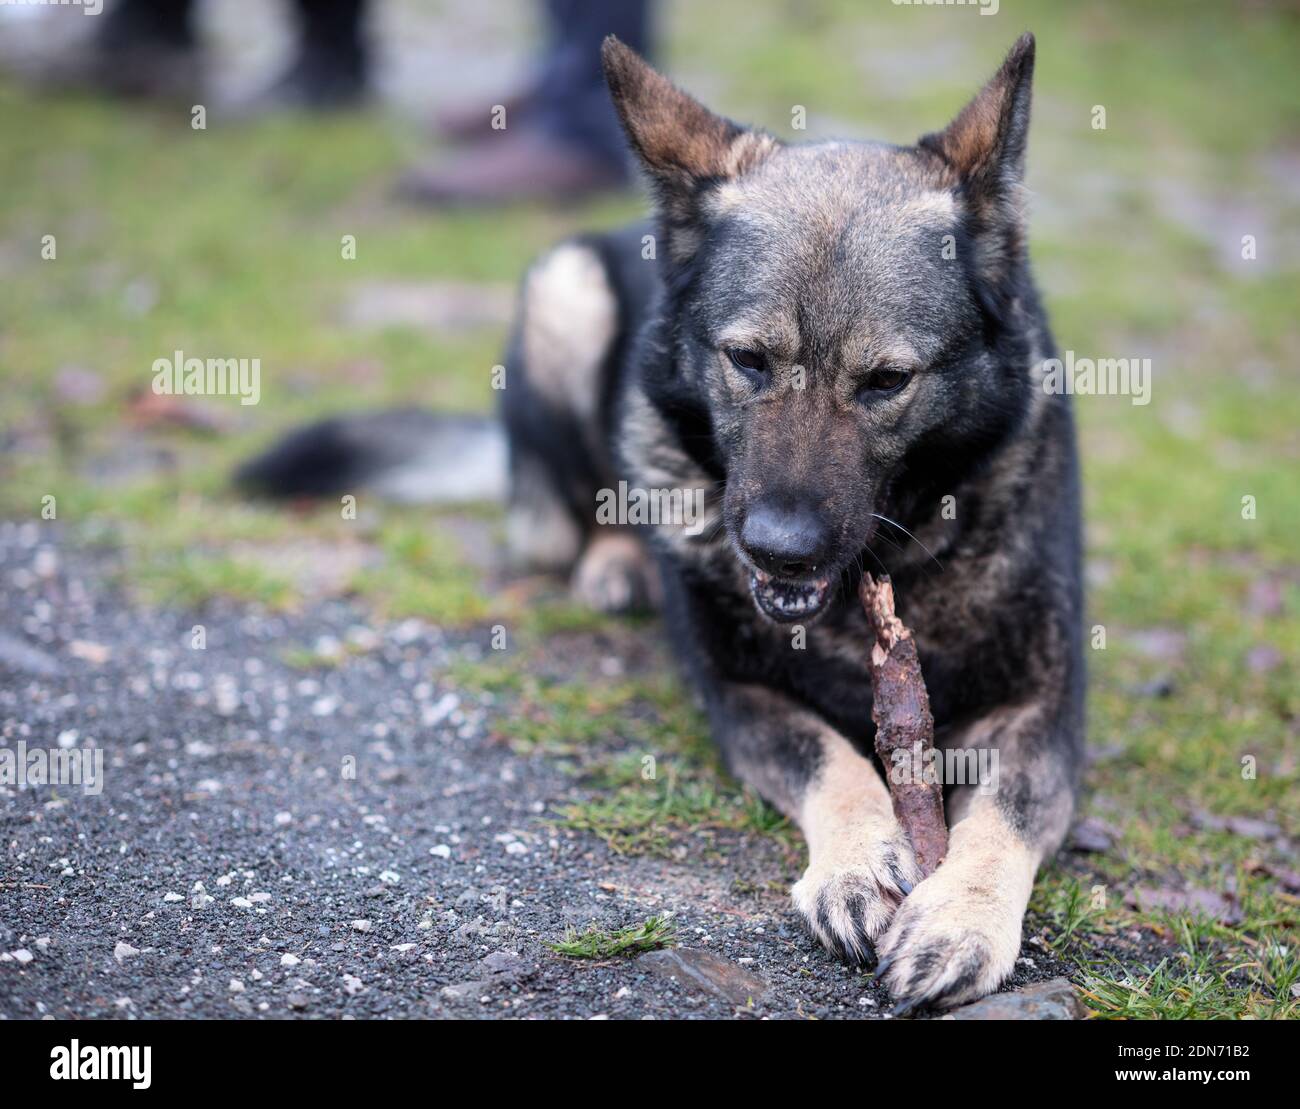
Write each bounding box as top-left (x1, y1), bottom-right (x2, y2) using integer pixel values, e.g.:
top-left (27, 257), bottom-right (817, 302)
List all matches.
top-left (236, 410), bottom-right (499, 499)
top-left (938, 951), bottom-right (986, 1005)
top-left (810, 886), bottom-right (877, 966)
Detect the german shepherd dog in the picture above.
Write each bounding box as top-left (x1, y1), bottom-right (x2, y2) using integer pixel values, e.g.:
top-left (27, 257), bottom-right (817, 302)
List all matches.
top-left (241, 33), bottom-right (1084, 1011)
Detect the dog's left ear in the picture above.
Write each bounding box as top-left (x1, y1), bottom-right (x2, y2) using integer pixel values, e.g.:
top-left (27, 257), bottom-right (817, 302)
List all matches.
top-left (919, 33), bottom-right (1035, 303)
top-left (602, 35), bottom-right (776, 263)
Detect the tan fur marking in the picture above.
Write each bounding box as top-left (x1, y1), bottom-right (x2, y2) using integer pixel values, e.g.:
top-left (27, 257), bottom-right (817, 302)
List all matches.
top-left (924, 34), bottom-right (1033, 183)
top-left (798, 734), bottom-right (898, 861)
top-left (877, 793), bottom-right (1040, 1008)
top-left (936, 94), bottom-right (1004, 180)
top-left (790, 734), bottom-right (919, 960)
top-left (895, 190), bottom-right (959, 225)
top-left (570, 531), bottom-right (661, 613)
top-left (618, 388), bottom-right (724, 557)
top-left (506, 464), bottom-right (582, 572)
top-left (521, 243), bottom-right (618, 424)
top-left (705, 178), bottom-right (746, 218)
top-left (602, 37), bottom-right (777, 196)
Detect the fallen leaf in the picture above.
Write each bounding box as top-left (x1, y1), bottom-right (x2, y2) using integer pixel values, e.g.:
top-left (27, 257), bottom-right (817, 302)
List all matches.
top-left (68, 640), bottom-right (111, 665)
top-left (1069, 817), bottom-right (1116, 854)
top-left (127, 389), bottom-right (229, 434)
top-left (1128, 886), bottom-right (1243, 925)
top-left (1245, 859), bottom-right (1300, 893)
top-left (1192, 811), bottom-right (1281, 840)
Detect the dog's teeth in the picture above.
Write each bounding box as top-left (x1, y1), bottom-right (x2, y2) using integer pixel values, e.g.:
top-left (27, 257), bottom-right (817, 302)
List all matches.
top-left (749, 568), bottom-right (830, 623)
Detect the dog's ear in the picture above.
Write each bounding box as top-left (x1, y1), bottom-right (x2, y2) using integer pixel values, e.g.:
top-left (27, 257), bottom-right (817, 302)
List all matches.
top-left (918, 33), bottom-right (1035, 310)
top-left (602, 36), bottom-right (775, 263)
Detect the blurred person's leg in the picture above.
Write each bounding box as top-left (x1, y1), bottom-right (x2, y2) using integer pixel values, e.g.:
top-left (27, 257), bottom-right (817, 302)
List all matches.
top-left (404, 0), bottom-right (652, 206)
top-left (101, 0), bottom-right (197, 47)
top-left (435, 0), bottom-right (651, 143)
top-left (43, 0), bottom-right (202, 100)
top-left (530, 0), bottom-right (650, 175)
top-left (38, 0), bottom-right (367, 111)
top-left (252, 0), bottom-right (370, 110)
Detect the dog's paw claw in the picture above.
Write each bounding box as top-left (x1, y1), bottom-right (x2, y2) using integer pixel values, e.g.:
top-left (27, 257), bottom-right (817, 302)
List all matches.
top-left (796, 877), bottom-right (884, 964)
top-left (889, 995), bottom-right (922, 1018)
top-left (881, 938), bottom-right (1000, 1013)
top-left (791, 840), bottom-right (919, 965)
top-left (875, 879), bottom-right (1022, 1012)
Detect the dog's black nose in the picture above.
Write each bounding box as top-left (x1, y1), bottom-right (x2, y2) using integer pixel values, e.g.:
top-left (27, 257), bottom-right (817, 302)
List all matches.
top-left (741, 503), bottom-right (830, 579)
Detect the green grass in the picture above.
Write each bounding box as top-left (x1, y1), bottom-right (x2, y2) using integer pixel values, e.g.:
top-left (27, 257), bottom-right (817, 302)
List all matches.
top-left (1076, 922), bottom-right (1298, 1021)
top-left (557, 715), bottom-right (794, 857)
top-left (349, 520), bottom-right (490, 625)
top-left (450, 656), bottom-right (793, 853)
top-left (559, 765), bottom-right (790, 858)
top-left (2, 0), bottom-right (1297, 1018)
top-left (130, 551), bottom-right (296, 610)
top-left (1029, 866), bottom-right (1300, 1019)
top-left (549, 915), bottom-right (677, 959)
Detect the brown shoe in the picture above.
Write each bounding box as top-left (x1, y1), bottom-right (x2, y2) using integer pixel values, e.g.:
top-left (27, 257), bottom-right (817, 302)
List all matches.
top-left (396, 128), bottom-right (627, 207)
top-left (432, 87), bottom-right (539, 142)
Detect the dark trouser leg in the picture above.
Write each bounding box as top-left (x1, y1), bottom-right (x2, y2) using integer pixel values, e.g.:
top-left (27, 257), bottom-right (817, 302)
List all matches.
top-left (531, 0), bottom-right (653, 174)
top-left (99, 0), bottom-right (197, 48)
top-left (86, 0), bottom-right (199, 98)
top-left (265, 0), bottom-right (369, 107)
top-left (398, 0), bottom-right (649, 203)
top-left (292, 0), bottom-right (367, 80)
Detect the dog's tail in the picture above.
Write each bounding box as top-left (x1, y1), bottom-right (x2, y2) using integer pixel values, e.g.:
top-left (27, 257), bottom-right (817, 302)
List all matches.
top-left (235, 409), bottom-right (508, 505)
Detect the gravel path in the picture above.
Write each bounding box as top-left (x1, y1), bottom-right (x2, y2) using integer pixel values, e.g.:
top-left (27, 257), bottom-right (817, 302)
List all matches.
top-left (0, 523), bottom-right (1076, 1020)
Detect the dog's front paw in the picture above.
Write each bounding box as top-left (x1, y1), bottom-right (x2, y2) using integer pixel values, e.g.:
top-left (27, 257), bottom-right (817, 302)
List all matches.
top-left (570, 533), bottom-right (660, 614)
top-left (791, 825), bottom-right (920, 964)
top-left (874, 861), bottom-right (1025, 1013)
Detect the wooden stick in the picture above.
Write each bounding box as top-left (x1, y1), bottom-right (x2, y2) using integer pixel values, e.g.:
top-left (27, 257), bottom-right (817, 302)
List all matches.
top-left (859, 573), bottom-right (948, 877)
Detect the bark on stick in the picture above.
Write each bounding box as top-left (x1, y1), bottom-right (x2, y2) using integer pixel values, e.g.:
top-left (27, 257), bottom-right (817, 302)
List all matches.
top-left (859, 573), bottom-right (948, 877)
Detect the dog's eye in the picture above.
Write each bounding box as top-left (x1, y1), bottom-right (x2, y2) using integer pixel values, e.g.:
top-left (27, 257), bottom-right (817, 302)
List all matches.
top-left (858, 367), bottom-right (911, 398)
top-left (725, 348), bottom-right (768, 382)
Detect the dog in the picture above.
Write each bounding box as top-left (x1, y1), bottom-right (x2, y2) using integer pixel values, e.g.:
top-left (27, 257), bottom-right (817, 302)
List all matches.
top-left (240, 32), bottom-right (1084, 1011)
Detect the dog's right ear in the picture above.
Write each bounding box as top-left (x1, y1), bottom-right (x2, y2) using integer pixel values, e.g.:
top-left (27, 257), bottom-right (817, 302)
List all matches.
top-left (602, 36), bottom-right (775, 263)
top-left (918, 33), bottom-right (1036, 317)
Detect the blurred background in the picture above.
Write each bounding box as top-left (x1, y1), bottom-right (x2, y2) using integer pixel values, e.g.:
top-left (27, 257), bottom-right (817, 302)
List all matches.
top-left (0, 0), bottom-right (1297, 1018)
